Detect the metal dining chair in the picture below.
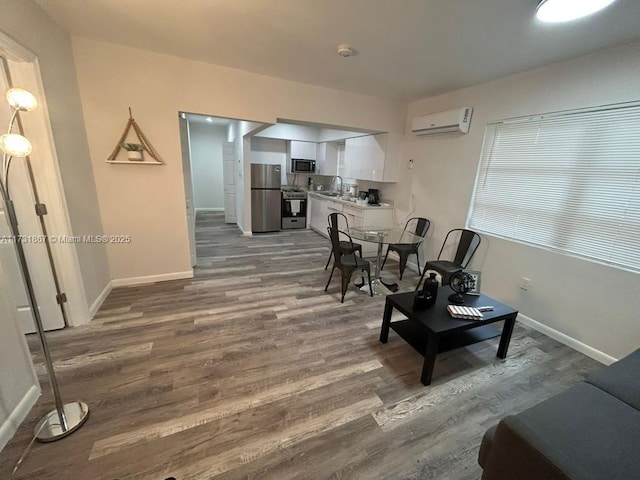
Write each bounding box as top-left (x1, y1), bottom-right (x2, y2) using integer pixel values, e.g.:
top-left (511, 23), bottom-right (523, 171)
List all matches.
top-left (325, 227), bottom-right (373, 302)
top-left (415, 228), bottom-right (481, 291)
top-left (380, 217), bottom-right (431, 280)
top-left (324, 212), bottom-right (363, 270)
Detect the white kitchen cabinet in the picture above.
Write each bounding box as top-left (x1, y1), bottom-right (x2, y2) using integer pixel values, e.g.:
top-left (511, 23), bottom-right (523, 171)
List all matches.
top-left (342, 136), bottom-right (363, 179)
top-left (289, 141), bottom-right (317, 160)
top-left (343, 133), bottom-right (400, 182)
top-left (308, 195), bottom-right (329, 234)
top-left (308, 193), bottom-right (393, 257)
top-left (326, 200), bottom-right (344, 225)
top-left (346, 205), bottom-right (393, 257)
top-left (342, 204), bottom-right (363, 228)
top-left (316, 142), bottom-right (339, 177)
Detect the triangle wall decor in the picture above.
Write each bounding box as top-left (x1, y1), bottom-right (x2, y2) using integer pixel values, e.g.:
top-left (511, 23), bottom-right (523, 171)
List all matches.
top-left (107, 108), bottom-right (165, 165)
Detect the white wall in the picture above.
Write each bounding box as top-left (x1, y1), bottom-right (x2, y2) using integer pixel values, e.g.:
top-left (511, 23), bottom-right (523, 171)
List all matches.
top-left (188, 122), bottom-right (226, 210)
top-left (250, 137), bottom-right (288, 185)
top-left (318, 128), bottom-right (375, 142)
top-left (72, 37), bottom-right (404, 265)
top-left (389, 41), bottom-right (640, 361)
top-left (255, 124), bottom-right (319, 142)
top-left (0, 264), bottom-right (39, 451)
top-left (256, 124), bottom-right (370, 142)
top-left (0, 0), bottom-right (110, 311)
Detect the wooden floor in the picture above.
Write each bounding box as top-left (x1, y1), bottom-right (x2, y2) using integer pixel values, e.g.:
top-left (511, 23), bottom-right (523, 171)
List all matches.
top-left (1, 212), bottom-right (601, 480)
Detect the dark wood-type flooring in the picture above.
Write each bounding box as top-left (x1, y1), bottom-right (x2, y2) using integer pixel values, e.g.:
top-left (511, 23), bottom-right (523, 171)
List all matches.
top-left (1, 212), bottom-right (601, 479)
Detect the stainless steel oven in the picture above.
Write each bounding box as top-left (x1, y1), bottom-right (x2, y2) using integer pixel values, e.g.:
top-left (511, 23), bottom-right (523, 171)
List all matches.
top-left (281, 188), bottom-right (307, 230)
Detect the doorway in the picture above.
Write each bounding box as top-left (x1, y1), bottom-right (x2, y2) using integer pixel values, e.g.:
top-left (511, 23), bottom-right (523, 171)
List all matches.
top-left (0, 61), bottom-right (64, 333)
top-left (179, 113), bottom-right (238, 267)
top-left (0, 34), bottom-right (88, 333)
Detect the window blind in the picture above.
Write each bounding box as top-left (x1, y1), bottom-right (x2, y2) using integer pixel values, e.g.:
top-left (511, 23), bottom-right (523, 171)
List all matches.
top-left (468, 102), bottom-right (640, 273)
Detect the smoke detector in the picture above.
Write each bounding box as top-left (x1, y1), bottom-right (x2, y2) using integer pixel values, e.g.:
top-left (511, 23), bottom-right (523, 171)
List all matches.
top-left (336, 44), bottom-right (354, 57)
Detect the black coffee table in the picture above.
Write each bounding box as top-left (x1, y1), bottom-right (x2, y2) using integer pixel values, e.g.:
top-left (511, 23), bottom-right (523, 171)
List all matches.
top-left (380, 287), bottom-right (518, 386)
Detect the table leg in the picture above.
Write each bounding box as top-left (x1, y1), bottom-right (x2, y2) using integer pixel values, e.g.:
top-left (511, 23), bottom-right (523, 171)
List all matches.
top-left (380, 298), bottom-right (393, 343)
top-left (362, 238), bottom-right (395, 296)
top-left (420, 334), bottom-right (440, 386)
top-left (497, 315), bottom-right (517, 359)
top-left (374, 237), bottom-right (383, 280)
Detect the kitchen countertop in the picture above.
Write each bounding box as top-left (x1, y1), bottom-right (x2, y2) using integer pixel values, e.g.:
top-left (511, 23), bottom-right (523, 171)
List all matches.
top-left (307, 191), bottom-right (393, 210)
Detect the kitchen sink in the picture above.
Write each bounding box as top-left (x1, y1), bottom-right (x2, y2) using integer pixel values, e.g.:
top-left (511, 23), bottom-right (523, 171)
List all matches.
top-left (315, 191), bottom-right (341, 197)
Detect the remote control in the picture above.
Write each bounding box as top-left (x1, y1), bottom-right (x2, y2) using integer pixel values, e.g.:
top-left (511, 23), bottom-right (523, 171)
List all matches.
top-left (477, 306), bottom-right (494, 312)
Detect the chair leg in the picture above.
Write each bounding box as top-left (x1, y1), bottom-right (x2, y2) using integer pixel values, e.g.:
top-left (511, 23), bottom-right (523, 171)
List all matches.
top-left (325, 266), bottom-right (335, 292)
top-left (415, 250), bottom-right (421, 277)
top-left (324, 250), bottom-right (333, 270)
top-left (398, 251), bottom-right (409, 280)
top-left (340, 268), bottom-right (354, 303)
top-left (415, 266), bottom-right (428, 291)
top-left (357, 245), bottom-right (363, 258)
top-left (366, 268), bottom-right (373, 297)
top-left (381, 246), bottom-right (390, 271)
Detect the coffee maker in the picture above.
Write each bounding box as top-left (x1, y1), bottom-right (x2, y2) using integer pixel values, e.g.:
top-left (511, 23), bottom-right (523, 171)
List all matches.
top-left (367, 188), bottom-right (380, 205)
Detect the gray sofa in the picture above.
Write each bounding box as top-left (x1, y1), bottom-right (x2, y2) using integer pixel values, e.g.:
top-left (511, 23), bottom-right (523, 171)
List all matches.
top-left (478, 348), bottom-right (640, 480)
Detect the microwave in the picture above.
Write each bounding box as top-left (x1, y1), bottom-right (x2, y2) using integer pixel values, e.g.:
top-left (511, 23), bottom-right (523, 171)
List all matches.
top-left (291, 159), bottom-right (316, 174)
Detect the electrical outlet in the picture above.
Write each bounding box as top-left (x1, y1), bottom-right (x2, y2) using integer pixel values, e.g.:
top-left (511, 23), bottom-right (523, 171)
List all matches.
top-left (519, 277), bottom-right (531, 291)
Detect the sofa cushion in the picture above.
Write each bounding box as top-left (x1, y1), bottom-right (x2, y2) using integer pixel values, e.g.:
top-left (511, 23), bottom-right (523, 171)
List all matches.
top-left (481, 417), bottom-right (571, 480)
top-left (586, 348), bottom-right (640, 410)
top-left (478, 425), bottom-right (496, 469)
top-left (481, 382), bottom-right (640, 480)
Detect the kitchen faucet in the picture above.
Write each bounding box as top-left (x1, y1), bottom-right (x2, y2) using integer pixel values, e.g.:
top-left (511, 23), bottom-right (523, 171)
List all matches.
top-left (331, 175), bottom-right (343, 196)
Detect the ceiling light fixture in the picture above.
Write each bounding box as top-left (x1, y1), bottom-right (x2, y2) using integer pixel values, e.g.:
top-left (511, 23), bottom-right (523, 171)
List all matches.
top-left (536, 0), bottom-right (617, 23)
top-left (206, 117), bottom-right (213, 122)
top-left (336, 44), bottom-right (354, 58)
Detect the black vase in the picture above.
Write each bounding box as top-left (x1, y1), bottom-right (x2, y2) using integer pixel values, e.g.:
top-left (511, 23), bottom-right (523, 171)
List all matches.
top-left (413, 291), bottom-right (432, 310)
top-left (421, 272), bottom-right (439, 307)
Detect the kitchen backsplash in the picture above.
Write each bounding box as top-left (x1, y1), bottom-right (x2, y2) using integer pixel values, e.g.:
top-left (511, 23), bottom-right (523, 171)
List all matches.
top-left (286, 174), bottom-right (393, 204)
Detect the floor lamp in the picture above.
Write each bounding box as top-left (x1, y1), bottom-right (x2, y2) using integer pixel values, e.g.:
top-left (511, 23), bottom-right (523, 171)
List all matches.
top-left (0, 87), bottom-right (89, 442)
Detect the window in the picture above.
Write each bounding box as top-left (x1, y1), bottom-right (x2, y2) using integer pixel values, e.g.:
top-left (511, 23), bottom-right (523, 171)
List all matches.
top-left (468, 102), bottom-right (640, 273)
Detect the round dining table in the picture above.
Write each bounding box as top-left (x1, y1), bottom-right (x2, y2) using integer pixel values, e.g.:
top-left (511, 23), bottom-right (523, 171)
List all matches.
top-left (348, 225), bottom-right (424, 295)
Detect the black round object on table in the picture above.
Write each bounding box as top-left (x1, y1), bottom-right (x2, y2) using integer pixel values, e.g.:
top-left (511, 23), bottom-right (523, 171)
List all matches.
top-left (448, 271), bottom-right (476, 304)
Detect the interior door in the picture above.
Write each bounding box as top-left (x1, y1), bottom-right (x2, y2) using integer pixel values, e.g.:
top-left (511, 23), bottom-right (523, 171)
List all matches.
top-left (223, 141), bottom-right (236, 224)
top-left (179, 116), bottom-right (197, 267)
top-left (0, 65), bottom-right (64, 333)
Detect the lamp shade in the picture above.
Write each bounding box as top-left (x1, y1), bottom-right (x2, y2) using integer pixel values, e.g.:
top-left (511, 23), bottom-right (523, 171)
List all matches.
top-left (0, 133), bottom-right (32, 157)
top-left (536, 0), bottom-right (617, 23)
top-left (6, 87), bottom-right (38, 112)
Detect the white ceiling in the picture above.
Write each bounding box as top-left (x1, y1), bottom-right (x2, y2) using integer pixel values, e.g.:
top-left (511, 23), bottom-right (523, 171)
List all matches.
top-left (36, 0), bottom-right (640, 101)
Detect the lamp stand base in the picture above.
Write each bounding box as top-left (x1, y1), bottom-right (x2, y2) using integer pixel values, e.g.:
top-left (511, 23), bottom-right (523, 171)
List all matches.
top-left (34, 401), bottom-right (89, 442)
top-left (448, 292), bottom-right (466, 304)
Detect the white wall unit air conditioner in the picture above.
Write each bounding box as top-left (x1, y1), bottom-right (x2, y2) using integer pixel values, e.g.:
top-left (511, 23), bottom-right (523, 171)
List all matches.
top-left (411, 107), bottom-right (473, 136)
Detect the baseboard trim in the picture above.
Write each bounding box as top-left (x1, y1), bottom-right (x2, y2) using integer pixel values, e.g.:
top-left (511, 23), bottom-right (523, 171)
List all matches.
top-left (195, 207), bottom-right (224, 212)
top-left (237, 223), bottom-right (252, 236)
top-left (111, 270), bottom-right (194, 287)
top-left (0, 385), bottom-right (40, 451)
top-left (516, 313), bottom-right (617, 365)
top-left (89, 280), bottom-right (114, 319)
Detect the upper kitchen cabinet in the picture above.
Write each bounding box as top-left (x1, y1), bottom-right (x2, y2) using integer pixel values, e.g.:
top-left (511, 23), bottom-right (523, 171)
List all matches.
top-left (343, 133), bottom-right (400, 182)
top-left (289, 141), bottom-right (317, 160)
top-left (316, 142), bottom-right (339, 177)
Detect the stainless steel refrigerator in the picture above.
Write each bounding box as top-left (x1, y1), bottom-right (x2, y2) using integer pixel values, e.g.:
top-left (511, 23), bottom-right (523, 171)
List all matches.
top-left (251, 164), bottom-right (282, 232)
